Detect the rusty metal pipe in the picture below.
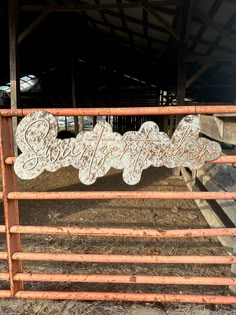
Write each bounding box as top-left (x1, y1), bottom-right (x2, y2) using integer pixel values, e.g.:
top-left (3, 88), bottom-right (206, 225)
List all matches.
top-left (8, 191), bottom-right (236, 200)
top-left (0, 290), bottom-right (11, 298)
top-left (0, 273), bottom-right (9, 281)
top-left (4, 157), bottom-right (15, 165)
top-left (13, 273), bottom-right (236, 286)
top-left (9, 226), bottom-right (236, 238)
top-left (5, 155), bottom-right (236, 165)
top-left (0, 106), bottom-right (236, 117)
top-left (0, 252), bottom-right (7, 260)
top-left (12, 253), bottom-right (236, 264)
top-left (207, 155), bottom-right (236, 164)
top-left (0, 226), bottom-right (5, 233)
top-left (15, 291), bottom-right (236, 303)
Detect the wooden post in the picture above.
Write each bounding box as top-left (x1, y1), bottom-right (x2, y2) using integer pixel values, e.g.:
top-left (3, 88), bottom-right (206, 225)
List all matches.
top-left (71, 59), bottom-right (79, 135)
top-left (174, 0), bottom-right (192, 176)
top-left (177, 0), bottom-right (192, 110)
top-left (8, 0), bottom-right (20, 155)
top-left (65, 116), bottom-right (68, 131)
top-left (93, 116), bottom-right (97, 127)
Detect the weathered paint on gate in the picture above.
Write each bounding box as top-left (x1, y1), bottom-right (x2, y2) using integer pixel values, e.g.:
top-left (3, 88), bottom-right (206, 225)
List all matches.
top-left (0, 106), bottom-right (235, 304)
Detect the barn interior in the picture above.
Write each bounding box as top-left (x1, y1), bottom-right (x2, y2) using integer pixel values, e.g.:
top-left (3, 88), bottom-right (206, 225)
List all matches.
top-left (1, 0), bottom-right (236, 138)
top-left (1, 0), bottom-right (236, 310)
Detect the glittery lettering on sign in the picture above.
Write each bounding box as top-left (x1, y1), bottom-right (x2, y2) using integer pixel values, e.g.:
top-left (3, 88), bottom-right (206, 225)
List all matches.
top-left (14, 111), bottom-right (221, 185)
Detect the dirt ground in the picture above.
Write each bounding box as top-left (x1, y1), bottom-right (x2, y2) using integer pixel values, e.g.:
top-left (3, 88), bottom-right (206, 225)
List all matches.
top-left (0, 166), bottom-right (235, 314)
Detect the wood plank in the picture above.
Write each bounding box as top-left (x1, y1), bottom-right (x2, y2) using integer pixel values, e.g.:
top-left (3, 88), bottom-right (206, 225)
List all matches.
top-left (200, 115), bottom-right (223, 142)
top-left (200, 115), bottom-right (236, 145)
top-left (222, 117), bottom-right (236, 145)
top-left (181, 167), bottom-right (234, 255)
top-left (9, 0), bottom-right (19, 156)
top-left (197, 168), bottom-right (236, 226)
top-left (195, 166), bottom-right (236, 291)
top-left (202, 163), bottom-right (236, 193)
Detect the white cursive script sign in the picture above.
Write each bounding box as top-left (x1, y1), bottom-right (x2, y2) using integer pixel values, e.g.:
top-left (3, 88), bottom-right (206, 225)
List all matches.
top-left (14, 111), bottom-right (221, 185)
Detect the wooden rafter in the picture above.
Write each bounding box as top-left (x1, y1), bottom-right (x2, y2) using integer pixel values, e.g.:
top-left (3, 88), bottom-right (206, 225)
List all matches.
top-left (193, 8), bottom-right (236, 43)
top-left (190, 0), bottom-right (223, 51)
top-left (206, 10), bottom-right (236, 56)
top-left (185, 55), bottom-right (236, 63)
top-left (20, 1), bottom-right (177, 12)
top-left (86, 17), bottom-right (162, 64)
top-left (117, 0), bottom-right (133, 47)
top-left (177, 0), bottom-right (193, 102)
top-left (137, 0), bottom-right (179, 39)
top-left (143, 8), bottom-right (151, 51)
top-left (101, 8), bottom-right (170, 35)
top-left (94, 0), bottom-right (116, 40)
top-left (186, 63), bottom-right (213, 88)
top-left (18, 10), bottom-right (49, 43)
top-left (221, 0), bottom-right (236, 4)
top-left (89, 15), bottom-right (167, 47)
top-left (190, 35), bottom-right (236, 56)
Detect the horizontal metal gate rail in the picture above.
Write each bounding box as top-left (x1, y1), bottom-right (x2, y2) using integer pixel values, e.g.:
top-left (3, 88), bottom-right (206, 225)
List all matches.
top-left (0, 106), bottom-right (236, 304)
top-left (0, 105), bottom-right (236, 116)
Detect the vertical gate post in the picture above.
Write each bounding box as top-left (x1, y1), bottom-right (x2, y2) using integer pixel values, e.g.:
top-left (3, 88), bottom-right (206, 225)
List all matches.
top-left (0, 116), bottom-right (23, 295)
top-left (230, 237), bottom-right (236, 298)
top-left (8, 0), bottom-right (20, 156)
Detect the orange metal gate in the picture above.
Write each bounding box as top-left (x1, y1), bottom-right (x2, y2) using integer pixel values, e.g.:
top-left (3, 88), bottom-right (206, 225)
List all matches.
top-left (0, 106), bottom-right (236, 303)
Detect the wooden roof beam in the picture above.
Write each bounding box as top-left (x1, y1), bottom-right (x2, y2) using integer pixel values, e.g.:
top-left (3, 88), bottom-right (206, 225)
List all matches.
top-left (117, 0), bottom-right (134, 48)
top-left (143, 8), bottom-right (151, 51)
top-left (186, 63), bottom-right (213, 88)
top-left (177, 0), bottom-right (193, 103)
top-left (138, 0), bottom-right (179, 39)
top-left (101, 9), bottom-right (169, 35)
top-left (94, 0), bottom-right (116, 41)
top-left (189, 35), bottom-right (236, 56)
top-left (185, 55), bottom-right (236, 63)
top-left (89, 16), bottom-right (167, 47)
top-left (20, 2), bottom-right (177, 12)
top-left (205, 10), bottom-right (236, 56)
top-left (18, 10), bottom-right (49, 43)
top-left (193, 8), bottom-right (236, 43)
top-left (190, 0), bottom-right (223, 51)
top-left (221, 0), bottom-right (236, 4)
